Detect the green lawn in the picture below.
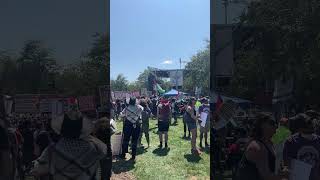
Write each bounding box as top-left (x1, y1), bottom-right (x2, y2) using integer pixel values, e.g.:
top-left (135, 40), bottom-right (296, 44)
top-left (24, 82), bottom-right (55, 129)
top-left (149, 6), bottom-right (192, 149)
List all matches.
top-left (112, 118), bottom-right (210, 180)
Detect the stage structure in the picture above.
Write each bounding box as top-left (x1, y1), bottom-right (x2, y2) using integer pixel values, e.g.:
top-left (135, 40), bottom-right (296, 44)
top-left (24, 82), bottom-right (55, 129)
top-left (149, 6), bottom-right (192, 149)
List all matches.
top-left (147, 67), bottom-right (184, 94)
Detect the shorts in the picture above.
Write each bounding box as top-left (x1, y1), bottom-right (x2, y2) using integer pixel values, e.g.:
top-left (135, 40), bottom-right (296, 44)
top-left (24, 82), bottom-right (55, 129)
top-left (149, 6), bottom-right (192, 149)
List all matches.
top-left (187, 122), bottom-right (197, 131)
top-left (158, 120), bottom-right (170, 132)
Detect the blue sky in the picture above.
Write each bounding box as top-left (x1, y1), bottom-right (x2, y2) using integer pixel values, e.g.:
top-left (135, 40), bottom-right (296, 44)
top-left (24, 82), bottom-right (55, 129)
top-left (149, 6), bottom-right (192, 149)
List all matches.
top-left (110, 0), bottom-right (209, 82)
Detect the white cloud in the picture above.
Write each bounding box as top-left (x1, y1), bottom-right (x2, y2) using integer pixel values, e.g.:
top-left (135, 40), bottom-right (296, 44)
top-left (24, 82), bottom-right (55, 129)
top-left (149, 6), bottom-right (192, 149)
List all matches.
top-left (161, 60), bottom-right (173, 65)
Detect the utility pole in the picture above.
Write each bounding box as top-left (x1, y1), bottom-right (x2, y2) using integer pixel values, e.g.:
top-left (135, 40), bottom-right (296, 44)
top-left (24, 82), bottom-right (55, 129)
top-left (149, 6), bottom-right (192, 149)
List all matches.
top-left (223, 0), bottom-right (229, 24)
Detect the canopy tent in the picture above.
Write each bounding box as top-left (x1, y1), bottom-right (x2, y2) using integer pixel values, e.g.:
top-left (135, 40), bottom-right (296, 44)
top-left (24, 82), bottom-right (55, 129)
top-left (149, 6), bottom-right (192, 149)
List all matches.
top-left (163, 89), bottom-right (188, 97)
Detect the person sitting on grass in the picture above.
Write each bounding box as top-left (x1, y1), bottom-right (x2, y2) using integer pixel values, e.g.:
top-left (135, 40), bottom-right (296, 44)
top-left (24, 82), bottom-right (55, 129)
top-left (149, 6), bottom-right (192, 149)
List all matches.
top-left (157, 98), bottom-right (171, 149)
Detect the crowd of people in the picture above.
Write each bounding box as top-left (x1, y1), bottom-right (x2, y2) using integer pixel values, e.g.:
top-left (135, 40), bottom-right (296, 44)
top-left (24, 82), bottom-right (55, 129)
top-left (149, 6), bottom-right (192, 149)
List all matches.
top-left (111, 95), bottom-right (211, 160)
top-left (213, 107), bottom-right (320, 180)
top-left (0, 93), bottom-right (212, 180)
top-left (0, 97), bottom-right (113, 180)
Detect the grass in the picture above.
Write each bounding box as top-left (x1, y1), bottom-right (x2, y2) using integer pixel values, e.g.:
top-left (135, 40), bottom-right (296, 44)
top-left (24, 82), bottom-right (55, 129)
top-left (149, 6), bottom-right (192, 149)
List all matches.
top-left (113, 117), bottom-right (210, 180)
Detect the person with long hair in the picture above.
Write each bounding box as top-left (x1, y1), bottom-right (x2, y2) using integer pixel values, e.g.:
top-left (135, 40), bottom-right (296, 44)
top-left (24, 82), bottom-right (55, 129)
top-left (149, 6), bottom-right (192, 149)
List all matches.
top-left (185, 97), bottom-right (201, 155)
top-left (235, 112), bottom-right (288, 180)
top-left (283, 113), bottom-right (320, 180)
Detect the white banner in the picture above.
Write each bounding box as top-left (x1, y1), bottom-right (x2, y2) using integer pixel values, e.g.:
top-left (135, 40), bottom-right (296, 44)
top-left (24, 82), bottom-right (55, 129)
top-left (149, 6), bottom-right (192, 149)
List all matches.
top-left (169, 70), bottom-right (183, 87)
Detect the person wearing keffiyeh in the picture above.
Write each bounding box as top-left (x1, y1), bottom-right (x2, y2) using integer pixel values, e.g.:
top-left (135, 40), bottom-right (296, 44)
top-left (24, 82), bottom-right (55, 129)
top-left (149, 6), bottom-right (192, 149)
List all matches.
top-left (30, 105), bottom-right (108, 180)
top-left (119, 97), bottom-right (143, 161)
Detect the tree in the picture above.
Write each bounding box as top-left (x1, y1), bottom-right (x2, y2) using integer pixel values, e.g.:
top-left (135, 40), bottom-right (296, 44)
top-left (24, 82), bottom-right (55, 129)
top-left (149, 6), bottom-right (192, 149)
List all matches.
top-left (232, 0), bottom-right (320, 106)
top-left (183, 42), bottom-right (210, 95)
top-left (16, 40), bottom-right (57, 93)
top-left (111, 74), bottom-right (129, 91)
top-left (0, 51), bottom-right (18, 95)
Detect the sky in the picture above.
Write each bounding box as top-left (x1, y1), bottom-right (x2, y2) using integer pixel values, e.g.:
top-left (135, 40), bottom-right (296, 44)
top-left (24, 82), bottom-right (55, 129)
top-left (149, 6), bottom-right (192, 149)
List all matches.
top-left (0, 0), bottom-right (108, 64)
top-left (110, 0), bottom-right (210, 82)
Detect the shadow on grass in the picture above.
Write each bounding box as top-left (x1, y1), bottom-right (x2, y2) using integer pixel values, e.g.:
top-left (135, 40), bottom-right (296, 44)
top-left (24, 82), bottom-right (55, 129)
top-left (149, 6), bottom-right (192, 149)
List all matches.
top-left (152, 147), bottom-right (170, 156)
top-left (200, 146), bottom-right (210, 154)
top-left (170, 122), bottom-right (178, 126)
top-left (184, 154), bottom-right (202, 163)
top-left (136, 146), bottom-right (148, 155)
top-left (180, 136), bottom-right (191, 141)
top-left (149, 127), bottom-right (157, 131)
top-left (112, 159), bottom-right (135, 174)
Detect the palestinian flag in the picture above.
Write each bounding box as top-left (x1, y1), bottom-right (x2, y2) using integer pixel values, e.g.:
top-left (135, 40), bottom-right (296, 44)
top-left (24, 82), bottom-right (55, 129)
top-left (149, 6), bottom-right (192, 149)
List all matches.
top-left (156, 84), bottom-right (166, 94)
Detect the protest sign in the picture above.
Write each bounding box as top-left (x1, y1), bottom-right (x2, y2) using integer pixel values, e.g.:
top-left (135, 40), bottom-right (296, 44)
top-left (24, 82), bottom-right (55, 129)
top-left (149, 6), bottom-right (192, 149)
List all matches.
top-left (289, 159), bottom-right (312, 180)
top-left (14, 94), bottom-right (39, 113)
top-left (200, 112), bottom-right (208, 127)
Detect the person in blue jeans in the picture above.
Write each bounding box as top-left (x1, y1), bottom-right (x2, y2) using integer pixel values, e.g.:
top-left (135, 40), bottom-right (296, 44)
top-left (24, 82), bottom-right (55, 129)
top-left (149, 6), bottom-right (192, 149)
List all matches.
top-left (120, 97), bottom-right (143, 161)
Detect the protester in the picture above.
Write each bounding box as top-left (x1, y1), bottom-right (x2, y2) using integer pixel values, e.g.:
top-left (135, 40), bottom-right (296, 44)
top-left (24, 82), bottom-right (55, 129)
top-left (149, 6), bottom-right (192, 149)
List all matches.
top-left (94, 116), bottom-right (113, 180)
top-left (182, 100), bottom-right (191, 139)
top-left (0, 117), bottom-right (16, 180)
top-left (30, 106), bottom-right (108, 180)
top-left (138, 99), bottom-right (151, 148)
top-left (171, 98), bottom-right (179, 125)
top-left (157, 98), bottom-right (171, 148)
top-left (21, 120), bottom-right (35, 173)
top-left (283, 113), bottom-right (320, 180)
top-left (120, 97), bottom-right (143, 161)
top-left (115, 99), bottom-right (122, 120)
top-left (198, 98), bottom-right (210, 148)
top-left (185, 97), bottom-right (201, 155)
top-left (235, 112), bottom-right (288, 180)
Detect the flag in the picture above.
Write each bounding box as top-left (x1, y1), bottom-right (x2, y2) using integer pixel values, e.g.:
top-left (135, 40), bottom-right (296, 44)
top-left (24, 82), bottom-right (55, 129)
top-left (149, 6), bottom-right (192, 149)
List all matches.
top-left (215, 94), bottom-right (223, 112)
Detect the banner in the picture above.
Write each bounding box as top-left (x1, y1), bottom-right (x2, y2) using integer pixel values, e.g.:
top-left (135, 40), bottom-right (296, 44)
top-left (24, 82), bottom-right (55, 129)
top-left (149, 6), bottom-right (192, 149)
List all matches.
top-left (78, 96), bottom-right (96, 111)
top-left (112, 91), bottom-right (141, 99)
top-left (169, 70), bottom-right (183, 87)
top-left (141, 88), bottom-right (148, 96)
top-left (14, 94), bottom-right (39, 113)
